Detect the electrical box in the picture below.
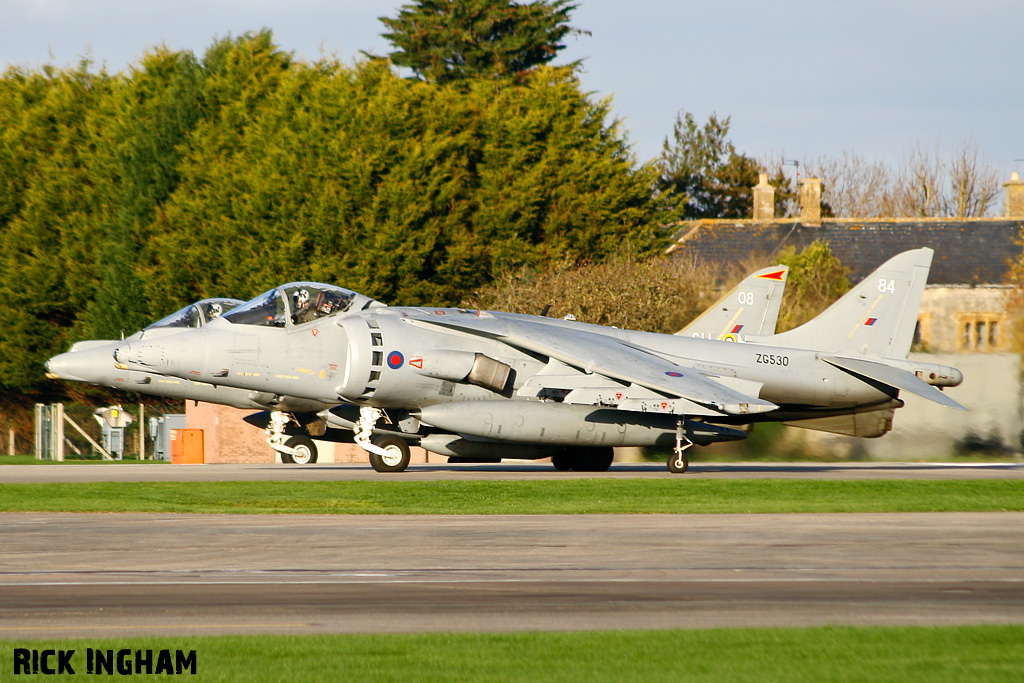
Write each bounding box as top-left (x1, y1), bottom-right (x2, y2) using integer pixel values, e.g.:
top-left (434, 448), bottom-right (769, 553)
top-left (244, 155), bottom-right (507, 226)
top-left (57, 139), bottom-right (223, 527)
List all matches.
top-left (170, 428), bottom-right (204, 464)
top-left (149, 414), bottom-right (186, 460)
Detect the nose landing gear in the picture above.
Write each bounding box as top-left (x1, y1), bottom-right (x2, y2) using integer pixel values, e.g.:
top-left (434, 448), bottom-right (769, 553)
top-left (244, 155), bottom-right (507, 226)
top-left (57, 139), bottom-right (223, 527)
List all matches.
top-left (265, 411), bottom-right (319, 464)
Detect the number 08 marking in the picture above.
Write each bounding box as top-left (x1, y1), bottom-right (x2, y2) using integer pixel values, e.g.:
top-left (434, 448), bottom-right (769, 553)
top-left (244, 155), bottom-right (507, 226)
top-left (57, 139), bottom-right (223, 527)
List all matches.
top-left (737, 292), bottom-right (755, 305)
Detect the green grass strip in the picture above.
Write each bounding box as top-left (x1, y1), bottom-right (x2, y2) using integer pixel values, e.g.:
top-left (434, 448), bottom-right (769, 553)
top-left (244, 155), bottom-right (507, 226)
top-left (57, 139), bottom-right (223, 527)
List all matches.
top-left (1, 479), bottom-right (1021, 514)
top-left (4, 626), bottom-right (1023, 682)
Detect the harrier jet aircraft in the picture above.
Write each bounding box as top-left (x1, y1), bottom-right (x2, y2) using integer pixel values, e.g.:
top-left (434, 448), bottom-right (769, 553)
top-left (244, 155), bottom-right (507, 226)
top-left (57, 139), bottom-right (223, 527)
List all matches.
top-left (47, 265), bottom-right (789, 465)
top-left (111, 249), bottom-right (963, 473)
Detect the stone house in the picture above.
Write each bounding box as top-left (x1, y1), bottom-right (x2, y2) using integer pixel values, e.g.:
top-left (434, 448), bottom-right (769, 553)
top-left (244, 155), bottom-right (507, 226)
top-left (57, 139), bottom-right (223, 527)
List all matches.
top-left (667, 174), bottom-right (1024, 458)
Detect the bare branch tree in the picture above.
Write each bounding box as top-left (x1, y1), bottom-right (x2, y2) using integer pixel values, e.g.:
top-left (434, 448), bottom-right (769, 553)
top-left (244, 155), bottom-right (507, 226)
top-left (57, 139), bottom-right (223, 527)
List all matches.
top-left (803, 151), bottom-right (894, 218)
top-left (769, 140), bottom-right (1005, 219)
top-left (947, 139), bottom-right (1002, 217)
top-left (893, 142), bottom-right (945, 217)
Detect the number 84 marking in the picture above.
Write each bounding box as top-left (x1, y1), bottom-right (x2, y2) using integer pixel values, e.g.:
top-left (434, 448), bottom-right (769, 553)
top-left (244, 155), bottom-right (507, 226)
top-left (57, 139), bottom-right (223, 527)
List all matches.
top-left (877, 279), bottom-right (896, 293)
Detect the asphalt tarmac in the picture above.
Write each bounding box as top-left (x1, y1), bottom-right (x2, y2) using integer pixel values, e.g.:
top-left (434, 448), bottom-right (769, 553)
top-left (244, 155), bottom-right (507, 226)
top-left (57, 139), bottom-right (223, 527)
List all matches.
top-left (2, 460), bottom-right (1023, 482)
top-left (1, 462), bottom-right (1022, 638)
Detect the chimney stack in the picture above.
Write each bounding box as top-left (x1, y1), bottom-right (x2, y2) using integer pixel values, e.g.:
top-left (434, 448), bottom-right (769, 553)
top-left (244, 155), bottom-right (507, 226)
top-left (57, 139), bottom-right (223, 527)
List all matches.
top-left (752, 173), bottom-right (775, 220)
top-left (1004, 172), bottom-right (1024, 218)
top-left (798, 177), bottom-right (822, 223)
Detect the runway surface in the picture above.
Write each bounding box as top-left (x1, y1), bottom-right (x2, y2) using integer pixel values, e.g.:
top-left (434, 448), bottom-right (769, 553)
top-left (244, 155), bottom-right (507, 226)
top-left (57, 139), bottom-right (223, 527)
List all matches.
top-left (2, 511), bottom-right (1023, 638)
top-left (2, 460), bottom-right (1023, 482)
top-left (3, 462), bottom-right (1022, 638)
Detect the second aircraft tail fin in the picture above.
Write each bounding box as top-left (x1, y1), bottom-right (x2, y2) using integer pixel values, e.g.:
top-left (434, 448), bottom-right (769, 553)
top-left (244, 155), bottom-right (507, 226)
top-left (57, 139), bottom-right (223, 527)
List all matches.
top-left (677, 265), bottom-right (789, 340)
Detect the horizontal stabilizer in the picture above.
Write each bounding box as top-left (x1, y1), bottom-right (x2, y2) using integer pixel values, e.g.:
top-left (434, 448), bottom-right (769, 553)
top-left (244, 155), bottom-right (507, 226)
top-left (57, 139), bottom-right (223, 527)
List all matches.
top-left (822, 356), bottom-right (966, 410)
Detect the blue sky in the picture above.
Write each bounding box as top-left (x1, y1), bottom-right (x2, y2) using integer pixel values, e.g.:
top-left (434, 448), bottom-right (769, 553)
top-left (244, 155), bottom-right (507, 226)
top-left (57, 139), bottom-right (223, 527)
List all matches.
top-left (4, 0), bottom-right (1022, 176)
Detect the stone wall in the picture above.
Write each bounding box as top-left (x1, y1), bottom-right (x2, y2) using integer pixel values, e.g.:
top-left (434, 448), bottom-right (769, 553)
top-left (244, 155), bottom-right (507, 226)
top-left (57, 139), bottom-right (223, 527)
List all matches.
top-left (918, 286), bottom-right (1011, 353)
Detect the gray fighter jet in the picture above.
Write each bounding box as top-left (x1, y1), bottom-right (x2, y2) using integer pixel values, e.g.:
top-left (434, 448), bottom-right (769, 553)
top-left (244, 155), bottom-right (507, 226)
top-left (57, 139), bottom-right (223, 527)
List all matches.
top-left (110, 249), bottom-right (963, 473)
top-left (47, 267), bottom-right (790, 466)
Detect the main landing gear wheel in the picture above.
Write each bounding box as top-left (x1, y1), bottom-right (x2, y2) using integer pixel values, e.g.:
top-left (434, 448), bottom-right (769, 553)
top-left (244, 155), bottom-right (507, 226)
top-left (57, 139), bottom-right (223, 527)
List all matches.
top-left (577, 447), bottom-right (614, 472)
top-left (550, 447), bottom-right (614, 472)
top-left (551, 451), bottom-right (573, 471)
top-left (369, 434), bottom-right (411, 473)
top-left (281, 435), bottom-right (317, 464)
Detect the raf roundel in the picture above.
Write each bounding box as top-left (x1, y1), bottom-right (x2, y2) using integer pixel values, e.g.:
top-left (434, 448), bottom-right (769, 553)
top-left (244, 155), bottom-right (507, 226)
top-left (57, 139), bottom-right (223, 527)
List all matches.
top-left (387, 351), bottom-right (405, 369)
top-left (665, 371), bottom-right (684, 378)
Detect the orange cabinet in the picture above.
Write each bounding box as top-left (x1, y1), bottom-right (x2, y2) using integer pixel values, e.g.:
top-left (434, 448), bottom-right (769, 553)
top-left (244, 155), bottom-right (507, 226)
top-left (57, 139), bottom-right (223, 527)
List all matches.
top-left (170, 429), bottom-right (204, 464)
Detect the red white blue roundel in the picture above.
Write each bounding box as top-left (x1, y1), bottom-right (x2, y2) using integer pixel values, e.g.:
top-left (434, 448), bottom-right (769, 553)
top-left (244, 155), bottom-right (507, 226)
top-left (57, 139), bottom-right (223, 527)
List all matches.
top-left (387, 351), bottom-right (404, 369)
top-left (665, 371), bottom-right (684, 377)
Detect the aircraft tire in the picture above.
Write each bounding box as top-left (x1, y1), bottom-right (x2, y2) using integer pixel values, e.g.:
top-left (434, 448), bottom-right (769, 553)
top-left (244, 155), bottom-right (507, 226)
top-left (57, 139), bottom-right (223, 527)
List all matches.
top-left (577, 446), bottom-right (614, 472)
top-left (666, 452), bottom-right (689, 474)
top-left (550, 450), bottom-right (573, 471)
top-left (369, 435), bottom-right (411, 473)
top-left (281, 436), bottom-right (318, 465)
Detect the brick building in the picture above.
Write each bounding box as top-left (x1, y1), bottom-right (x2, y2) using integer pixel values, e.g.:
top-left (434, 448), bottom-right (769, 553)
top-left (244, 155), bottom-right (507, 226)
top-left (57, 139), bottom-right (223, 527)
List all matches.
top-left (185, 400), bottom-right (431, 465)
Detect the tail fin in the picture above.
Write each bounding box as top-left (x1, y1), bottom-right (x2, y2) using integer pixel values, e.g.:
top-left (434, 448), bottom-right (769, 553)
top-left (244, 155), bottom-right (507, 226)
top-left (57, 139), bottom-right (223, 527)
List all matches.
top-left (677, 265), bottom-right (789, 340)
top-left (751, 248), bottom-right (932, 359)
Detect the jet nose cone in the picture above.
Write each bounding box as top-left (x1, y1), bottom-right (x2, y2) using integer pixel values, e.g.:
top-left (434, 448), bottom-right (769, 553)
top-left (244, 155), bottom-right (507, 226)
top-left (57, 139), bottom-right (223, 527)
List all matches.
top-left (949, 367), bottom-right (964, 387)
top-left (45, 351), bottom-right (91, 382)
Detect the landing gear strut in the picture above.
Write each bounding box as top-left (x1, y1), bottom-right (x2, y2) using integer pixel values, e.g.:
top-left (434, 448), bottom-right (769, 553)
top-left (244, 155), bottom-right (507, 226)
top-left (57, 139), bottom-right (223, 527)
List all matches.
top-left (667, 420), bottom-right (692, 474)
top-left (353, 406), bottom-right (411, 473)
top-left (265, 410), bottom-right (312, 463)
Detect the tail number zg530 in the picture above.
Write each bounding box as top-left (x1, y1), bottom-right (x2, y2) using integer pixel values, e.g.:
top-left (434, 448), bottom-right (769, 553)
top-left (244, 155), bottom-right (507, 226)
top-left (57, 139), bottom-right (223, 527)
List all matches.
top-left (756, 353), bottom-right (789, 366)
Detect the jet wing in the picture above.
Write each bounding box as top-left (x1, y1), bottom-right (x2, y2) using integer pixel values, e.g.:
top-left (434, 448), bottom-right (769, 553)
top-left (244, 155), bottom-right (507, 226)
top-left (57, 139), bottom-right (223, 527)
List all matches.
top-left (405, 316), bottom-right (777, 416)
top-left (821, 355), bottom-right (967, 410)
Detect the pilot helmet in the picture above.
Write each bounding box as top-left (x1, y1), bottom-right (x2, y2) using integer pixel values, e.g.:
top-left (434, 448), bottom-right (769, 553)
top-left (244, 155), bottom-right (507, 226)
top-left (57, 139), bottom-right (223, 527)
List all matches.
top-left (208, 302), bottom-right (223, 319)
top-left (295, 289), bottom-right (310, 307)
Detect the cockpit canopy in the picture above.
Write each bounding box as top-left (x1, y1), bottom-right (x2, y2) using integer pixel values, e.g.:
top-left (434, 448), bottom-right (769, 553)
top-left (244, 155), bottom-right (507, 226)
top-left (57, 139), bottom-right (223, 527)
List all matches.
top-left (143, 298), bottom-right (243, 332)
top-left (122, 298), bottom-right (244, 341)
top-left (221, 283), bottom-right (382, 327)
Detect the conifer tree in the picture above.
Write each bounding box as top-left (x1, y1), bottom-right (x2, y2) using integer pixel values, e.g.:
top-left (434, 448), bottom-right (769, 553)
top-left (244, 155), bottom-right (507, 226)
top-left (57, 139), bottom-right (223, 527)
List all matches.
top-left (380, 0), bottom-right (583, 84)
top-left (657, 110), bottom-right (761, 219)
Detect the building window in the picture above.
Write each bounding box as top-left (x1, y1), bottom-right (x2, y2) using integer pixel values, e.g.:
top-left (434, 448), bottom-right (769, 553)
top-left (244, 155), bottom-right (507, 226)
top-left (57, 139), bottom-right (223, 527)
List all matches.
top-left (957, 314), bottom-right (1006, 352)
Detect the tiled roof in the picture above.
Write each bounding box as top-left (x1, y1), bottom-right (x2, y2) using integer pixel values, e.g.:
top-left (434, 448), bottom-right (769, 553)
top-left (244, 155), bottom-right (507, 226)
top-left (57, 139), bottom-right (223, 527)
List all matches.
top-left (668, 218), bottom-right (1024, 285)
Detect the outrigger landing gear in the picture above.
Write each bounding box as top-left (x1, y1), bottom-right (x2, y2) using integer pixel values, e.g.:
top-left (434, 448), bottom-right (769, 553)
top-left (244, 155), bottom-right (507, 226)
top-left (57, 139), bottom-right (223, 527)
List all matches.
top-left (667, 419), bottom-right (692, 474)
